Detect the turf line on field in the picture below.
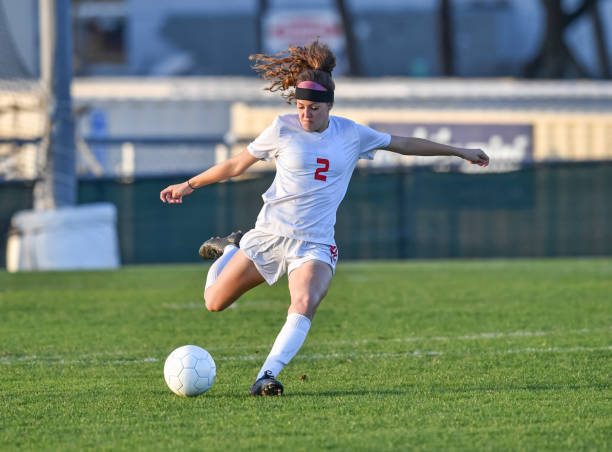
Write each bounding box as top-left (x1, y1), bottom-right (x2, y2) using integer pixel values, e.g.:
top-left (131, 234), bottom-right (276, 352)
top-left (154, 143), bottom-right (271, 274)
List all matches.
top-left (2, 345), bottom-right (610, 366)
top-left (314, 325), bottom-right (612, 347)
top-left (150, 324), bottom-right (609, 352)
top-left (226, 345), bottom-right (612, 362)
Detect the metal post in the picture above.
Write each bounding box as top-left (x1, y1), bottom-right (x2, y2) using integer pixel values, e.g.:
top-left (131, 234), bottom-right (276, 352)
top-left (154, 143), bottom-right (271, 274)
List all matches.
top-left (39, 0), bottom-right (53, 84)
top-left (439, 0), bottom-right (454, 76)
top-left (35, 0), bottom-right (76, 208)
top-left (255, 0), bottom-right (268, 53)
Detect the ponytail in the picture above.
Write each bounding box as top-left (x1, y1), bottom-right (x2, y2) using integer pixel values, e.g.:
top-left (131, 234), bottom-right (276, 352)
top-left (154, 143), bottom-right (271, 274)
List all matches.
top-left (250, 40), bottom-right (336, 103)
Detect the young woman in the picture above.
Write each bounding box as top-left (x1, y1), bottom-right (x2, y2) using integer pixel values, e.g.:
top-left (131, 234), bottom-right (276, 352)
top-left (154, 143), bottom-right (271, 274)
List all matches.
top-left (160, 41), bottom-right (489, 396)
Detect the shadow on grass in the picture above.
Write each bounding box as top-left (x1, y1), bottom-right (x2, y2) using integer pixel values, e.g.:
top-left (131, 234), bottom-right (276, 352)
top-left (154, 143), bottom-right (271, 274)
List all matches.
top-left (155, 388), bottom-right (411, 399)
top-left (155, 383), bottom-right (610, 400)
top-left (283, 389), bottom-right (410, 398)
top-left (274, 383), bottom-right (609, 397)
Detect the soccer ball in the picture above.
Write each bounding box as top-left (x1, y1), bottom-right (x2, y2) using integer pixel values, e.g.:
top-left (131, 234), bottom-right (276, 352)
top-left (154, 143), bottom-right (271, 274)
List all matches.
top-left (163, 345), bottom-right (216, 397)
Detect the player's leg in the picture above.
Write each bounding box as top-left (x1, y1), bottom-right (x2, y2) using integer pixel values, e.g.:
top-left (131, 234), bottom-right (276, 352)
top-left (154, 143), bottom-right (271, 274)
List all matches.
top-left (201, 230), bottom-right (244, 292)
top-left (200, 230), bottom-right (265, 311)
top-left (204, 250), bottom-right (265, 311)
top-left (287, 259), bottom-right (333, 319)
top-left (250, 259), bottom-right (333, 395)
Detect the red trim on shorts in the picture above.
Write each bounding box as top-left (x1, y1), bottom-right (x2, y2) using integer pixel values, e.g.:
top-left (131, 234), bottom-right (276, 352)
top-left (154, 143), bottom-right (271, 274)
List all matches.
top-left (329, 245), bottom-right (338, 264)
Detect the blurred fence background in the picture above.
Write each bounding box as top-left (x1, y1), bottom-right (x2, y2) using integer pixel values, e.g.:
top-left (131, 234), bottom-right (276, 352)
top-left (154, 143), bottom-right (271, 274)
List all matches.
top-left (3, 161), bottom-right (611, 265)
top-left (1, 0), bottom-right (612, 268)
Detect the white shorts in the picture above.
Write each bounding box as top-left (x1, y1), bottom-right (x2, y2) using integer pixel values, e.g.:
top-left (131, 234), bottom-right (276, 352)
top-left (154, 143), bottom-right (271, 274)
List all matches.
top-left (239, 229), bottom-right (338, 285)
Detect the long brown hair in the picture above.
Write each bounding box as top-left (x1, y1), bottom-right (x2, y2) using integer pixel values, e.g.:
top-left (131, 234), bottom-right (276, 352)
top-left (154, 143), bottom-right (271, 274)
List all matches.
top-left (249, 40), bottom-right (336, 103)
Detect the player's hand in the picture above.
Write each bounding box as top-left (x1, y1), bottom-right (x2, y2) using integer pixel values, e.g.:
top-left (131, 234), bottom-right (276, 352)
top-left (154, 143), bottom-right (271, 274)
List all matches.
top-left (460, 148), bottom-right (490, 167)
top-left (160, 182), bottom-right (194, 204)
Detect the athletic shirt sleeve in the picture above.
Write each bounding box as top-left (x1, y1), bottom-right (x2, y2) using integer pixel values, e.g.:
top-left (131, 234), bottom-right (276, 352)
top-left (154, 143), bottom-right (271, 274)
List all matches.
top-left (355, 123), bottom-right (391, 160)
top-left (247, 117), bottom-right (280, 161)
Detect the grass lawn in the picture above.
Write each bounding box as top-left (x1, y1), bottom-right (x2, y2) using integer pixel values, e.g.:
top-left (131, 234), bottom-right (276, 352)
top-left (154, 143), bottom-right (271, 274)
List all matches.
top-left (1, 259), bottom-right (611, 451)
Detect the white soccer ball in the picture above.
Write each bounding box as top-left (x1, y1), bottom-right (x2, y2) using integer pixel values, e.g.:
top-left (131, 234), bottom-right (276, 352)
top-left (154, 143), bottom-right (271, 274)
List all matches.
top-left (163, 345), bottom-right (216, 397)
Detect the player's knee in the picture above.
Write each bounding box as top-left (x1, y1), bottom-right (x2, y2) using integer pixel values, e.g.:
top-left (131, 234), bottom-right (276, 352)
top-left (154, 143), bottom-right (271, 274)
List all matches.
top-left (290, 292), bottom-right (321, 317)
top-left (204, 287), bottom-right (226, 312)
top-left (205, 298), bottom-right (224, 312)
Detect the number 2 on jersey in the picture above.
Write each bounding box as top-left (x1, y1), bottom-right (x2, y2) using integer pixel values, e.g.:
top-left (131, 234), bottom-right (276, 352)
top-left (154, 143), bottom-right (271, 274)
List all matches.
top-left (314, 158), bottom-right (330, 181)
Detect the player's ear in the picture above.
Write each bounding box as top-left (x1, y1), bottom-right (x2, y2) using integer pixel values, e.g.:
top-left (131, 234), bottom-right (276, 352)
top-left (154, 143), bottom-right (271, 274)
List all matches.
top-left (327, 102), bottom-right (333, 111)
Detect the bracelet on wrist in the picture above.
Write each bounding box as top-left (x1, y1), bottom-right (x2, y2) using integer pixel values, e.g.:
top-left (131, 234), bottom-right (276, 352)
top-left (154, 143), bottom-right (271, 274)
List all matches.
top-left (186, 179), bottom-right (196, 190)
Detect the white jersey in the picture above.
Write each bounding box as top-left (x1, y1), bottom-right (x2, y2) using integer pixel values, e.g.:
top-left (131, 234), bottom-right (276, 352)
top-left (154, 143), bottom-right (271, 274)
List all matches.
top-left (247, 114), bottom-right (391, 245)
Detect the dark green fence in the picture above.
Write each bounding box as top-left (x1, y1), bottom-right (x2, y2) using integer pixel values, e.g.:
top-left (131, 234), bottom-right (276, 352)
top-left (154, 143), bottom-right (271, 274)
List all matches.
top-left (1, 162), bottom-right (611, 267)
top-left (0, 182), bottom-right (35, 268)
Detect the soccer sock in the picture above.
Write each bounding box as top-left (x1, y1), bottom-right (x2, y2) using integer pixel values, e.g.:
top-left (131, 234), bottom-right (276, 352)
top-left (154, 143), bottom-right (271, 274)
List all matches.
top-left (205, 245), bottom-right (238, 290)
top-left (257, 313), bottom-right (311, 379)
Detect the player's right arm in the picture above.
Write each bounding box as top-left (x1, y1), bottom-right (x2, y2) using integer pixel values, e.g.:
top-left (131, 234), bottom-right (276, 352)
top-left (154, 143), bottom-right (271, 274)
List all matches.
top-left (160, 149), bottom-right (260, 203)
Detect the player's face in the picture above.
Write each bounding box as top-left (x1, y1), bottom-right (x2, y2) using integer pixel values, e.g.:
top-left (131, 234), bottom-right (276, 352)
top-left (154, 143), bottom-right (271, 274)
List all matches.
top-left (297, 100), bottom-right (332, 133)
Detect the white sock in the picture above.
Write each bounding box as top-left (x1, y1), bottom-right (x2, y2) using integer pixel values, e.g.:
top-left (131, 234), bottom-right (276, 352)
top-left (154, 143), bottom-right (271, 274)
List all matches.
top-left (257, 313), bottom-right (311, 379)
top-left (205, 245), bottom-right (238, 290)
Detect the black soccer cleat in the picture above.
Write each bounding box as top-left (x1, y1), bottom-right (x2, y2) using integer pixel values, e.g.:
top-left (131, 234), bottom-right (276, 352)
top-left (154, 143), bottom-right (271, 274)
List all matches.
top-left (198, 230), bottom-right (243, 260)
top-left (249, 370), bottom-right (284, 396)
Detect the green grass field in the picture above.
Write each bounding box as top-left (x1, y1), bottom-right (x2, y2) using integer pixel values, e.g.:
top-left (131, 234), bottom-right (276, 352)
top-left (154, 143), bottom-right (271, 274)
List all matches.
top-left (1, 259), bottom-right (611, 451)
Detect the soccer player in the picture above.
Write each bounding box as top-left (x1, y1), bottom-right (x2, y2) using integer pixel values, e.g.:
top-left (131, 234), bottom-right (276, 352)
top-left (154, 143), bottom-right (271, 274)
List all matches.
top-left (160, 41), bottom-right (489, 396)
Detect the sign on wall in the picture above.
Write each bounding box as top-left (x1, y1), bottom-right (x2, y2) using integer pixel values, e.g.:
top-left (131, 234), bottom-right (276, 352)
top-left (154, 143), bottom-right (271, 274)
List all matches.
top-left (370, 122), bottom-right (534, 172)
top-left (263, 8), bottom-right (347, 76)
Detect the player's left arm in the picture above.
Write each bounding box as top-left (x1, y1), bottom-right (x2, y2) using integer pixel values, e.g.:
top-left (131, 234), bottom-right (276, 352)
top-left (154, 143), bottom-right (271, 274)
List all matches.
top-left (383, 135), bottom-right (490, 167)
